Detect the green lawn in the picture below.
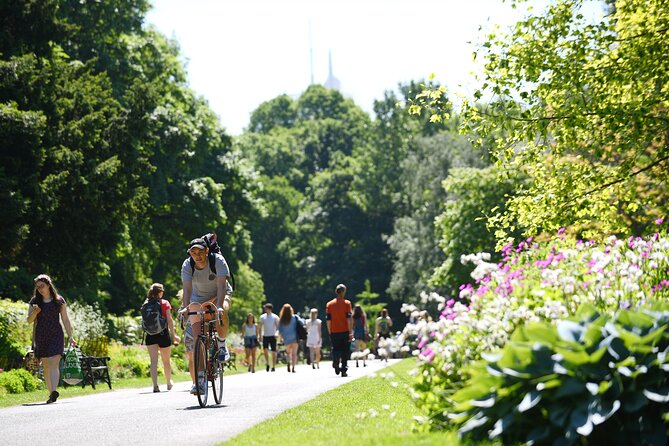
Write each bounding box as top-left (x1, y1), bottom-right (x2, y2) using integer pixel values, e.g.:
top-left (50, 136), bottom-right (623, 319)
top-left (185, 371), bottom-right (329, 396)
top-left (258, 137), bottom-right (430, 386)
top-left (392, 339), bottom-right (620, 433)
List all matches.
top-left (221, 358), bottom-right (486, 446)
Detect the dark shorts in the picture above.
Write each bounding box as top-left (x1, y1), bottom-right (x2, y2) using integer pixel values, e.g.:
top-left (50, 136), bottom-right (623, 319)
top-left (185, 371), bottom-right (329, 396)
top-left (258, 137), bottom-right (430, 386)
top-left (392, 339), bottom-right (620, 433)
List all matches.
top-left (262, 336), bottom-right (277, 351)
top-left (145, 330), bottom-right (172, 348)
top-left (244, 336), bottom-right (258, 349)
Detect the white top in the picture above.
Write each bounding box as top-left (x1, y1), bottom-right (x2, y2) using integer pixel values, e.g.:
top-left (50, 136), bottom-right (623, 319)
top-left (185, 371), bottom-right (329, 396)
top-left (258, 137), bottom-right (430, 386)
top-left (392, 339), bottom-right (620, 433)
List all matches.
top-left (259, 312), bottom-right (280, 337)
top-left (306, 318), bottom-right (322, 347)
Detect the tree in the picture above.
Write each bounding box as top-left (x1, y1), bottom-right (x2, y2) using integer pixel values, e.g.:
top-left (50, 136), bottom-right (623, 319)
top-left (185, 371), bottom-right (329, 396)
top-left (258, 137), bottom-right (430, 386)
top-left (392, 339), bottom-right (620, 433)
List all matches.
top-left (417, 0), bottom-right (669, 241)
top-left (387, 132), bottom-right (489, 302)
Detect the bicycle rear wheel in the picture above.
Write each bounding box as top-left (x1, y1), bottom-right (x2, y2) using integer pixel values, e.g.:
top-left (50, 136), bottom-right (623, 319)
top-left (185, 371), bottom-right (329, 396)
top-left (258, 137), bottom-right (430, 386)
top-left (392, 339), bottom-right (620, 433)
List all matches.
top-left (194, 336), bottom-right (209, 407)
top-left (210, 338), bottom-right (224, 404)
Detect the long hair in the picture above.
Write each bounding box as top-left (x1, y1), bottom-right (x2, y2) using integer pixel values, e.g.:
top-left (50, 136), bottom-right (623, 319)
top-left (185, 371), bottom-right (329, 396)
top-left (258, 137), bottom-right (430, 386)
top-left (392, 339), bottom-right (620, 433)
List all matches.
top-left (147, 283), bottom-right (164, 300)
top-left (245, 313), bottom-right (256, 325)
top-left (279, 304), bottom-right (294, 325)
top-left (353, 304), bottom-right (365, 320)
top-left (31, 274), bottom-right (63, 308)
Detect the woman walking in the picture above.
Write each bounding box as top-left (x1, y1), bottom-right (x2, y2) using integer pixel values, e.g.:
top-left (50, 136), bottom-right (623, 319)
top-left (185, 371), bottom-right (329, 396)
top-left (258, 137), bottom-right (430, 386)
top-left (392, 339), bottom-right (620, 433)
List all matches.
top-left (27, 274), bottom-right (76, 404)
top-left (242, 313), bottom-right (259, 373)
top-left (352, 304), bottom-right (369, 367)
top-left (278, 304), bottom-right (300, 373)
top-left (306, 308), bottom-right (322, 369)
top-left (144, 283), bottom-right (179, 392)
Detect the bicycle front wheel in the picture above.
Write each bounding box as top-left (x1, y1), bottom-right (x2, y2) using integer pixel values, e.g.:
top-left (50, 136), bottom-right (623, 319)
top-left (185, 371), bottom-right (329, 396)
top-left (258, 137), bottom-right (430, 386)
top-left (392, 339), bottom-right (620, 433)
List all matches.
top-left (211, 338), bottom-right (224, 405)
top-left (194, 336), bottom-right (209, 407)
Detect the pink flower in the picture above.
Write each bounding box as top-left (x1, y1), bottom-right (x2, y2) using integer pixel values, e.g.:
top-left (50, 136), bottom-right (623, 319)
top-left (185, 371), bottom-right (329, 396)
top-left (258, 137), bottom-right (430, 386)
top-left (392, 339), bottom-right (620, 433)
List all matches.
top-left (655, 218), bottom-right (664, 225)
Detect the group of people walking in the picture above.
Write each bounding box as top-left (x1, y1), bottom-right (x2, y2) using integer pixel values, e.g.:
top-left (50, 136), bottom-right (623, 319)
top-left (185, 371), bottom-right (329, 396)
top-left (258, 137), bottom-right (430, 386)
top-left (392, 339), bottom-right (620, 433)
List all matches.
top-left (241, 303), bottom-right (324, 373)
top-left (26, 233), bottom-right (394, 403)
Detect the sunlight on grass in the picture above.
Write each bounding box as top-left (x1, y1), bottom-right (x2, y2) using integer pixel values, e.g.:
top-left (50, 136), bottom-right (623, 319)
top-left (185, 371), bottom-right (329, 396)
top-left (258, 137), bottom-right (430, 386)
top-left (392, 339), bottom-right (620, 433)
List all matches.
top-left (221, 358), bottom-right (471, 446)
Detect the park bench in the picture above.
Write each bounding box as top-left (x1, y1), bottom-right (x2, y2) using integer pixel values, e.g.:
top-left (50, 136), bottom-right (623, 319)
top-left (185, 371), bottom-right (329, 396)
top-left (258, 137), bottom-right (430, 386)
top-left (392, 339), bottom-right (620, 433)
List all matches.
top-left (60, 348), bottom-right (112, 390)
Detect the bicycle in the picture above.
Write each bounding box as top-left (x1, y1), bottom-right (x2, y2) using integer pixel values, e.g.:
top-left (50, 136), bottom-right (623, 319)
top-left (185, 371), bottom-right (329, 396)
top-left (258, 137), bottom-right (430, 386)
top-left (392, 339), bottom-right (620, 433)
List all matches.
top-left (187, 303), bottom-right (224, 407)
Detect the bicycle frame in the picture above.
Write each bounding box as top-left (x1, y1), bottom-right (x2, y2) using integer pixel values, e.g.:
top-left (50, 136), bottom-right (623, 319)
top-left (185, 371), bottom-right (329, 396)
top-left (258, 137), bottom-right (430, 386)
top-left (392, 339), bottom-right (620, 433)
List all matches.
top-left (187, 302), bottom-right (224, 407)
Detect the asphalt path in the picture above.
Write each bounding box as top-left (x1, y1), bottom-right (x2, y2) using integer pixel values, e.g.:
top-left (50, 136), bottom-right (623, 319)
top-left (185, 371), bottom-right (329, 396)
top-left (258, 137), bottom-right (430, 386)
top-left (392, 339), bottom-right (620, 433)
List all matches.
top-left (1, 359), bottom-right (400, 446)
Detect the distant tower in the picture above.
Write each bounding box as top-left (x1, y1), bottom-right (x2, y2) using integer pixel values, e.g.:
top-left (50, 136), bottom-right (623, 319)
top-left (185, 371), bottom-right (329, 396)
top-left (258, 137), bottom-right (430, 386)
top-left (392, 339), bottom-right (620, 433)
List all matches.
top-left (309, 20), bottom-right (314, 85)
top-left (324, 50), bottom-right (340, 90)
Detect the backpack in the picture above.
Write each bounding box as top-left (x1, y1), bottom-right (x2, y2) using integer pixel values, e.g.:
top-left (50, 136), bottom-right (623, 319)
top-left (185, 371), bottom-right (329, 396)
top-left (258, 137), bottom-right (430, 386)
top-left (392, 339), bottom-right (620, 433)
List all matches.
top-left (189, 232), bottom-right (236, 292)
top-left (295, 315), bottom-right (307, 341)
top-left (141, 298), bottom-right (167, 335)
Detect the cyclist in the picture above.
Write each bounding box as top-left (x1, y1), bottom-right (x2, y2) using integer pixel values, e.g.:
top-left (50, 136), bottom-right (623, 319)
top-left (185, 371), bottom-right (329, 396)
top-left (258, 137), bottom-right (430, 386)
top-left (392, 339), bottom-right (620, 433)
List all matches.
top-left (179, 237), bottom-right (232, 395)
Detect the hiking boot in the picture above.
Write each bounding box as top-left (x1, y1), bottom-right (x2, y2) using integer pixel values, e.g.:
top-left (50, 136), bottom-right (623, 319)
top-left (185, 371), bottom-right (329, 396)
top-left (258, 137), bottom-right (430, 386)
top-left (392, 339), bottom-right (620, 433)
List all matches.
top-left (217, 341), bottom-right (230, 362)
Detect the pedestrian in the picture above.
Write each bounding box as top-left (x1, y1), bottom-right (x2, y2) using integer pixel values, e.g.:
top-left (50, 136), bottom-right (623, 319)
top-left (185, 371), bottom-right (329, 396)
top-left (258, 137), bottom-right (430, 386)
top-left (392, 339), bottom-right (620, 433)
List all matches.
top-left (26, 274), bottom-right (77, 404)
top-left (352, 304), bottom-right (369, 367)
top-left (325, 284), bottom-right (353, 377)
top-left (242, 313), bottom-right (259, 373)
top-left (143, 283), bottom-right (180, 392)
top-left (178, 235), bottom-right (233, 395)
top-left (306, 308), bottom-right (322, 369)
top-left (375, 307), bottom-right (393, 361)
top-left (278, 304), bottom-right (300, 373)
top-left (259, 303), bottom-right (280, 372)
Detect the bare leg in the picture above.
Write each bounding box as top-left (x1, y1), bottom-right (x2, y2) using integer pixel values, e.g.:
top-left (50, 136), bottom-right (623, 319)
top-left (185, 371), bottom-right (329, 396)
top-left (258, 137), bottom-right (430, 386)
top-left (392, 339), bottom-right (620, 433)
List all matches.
top-left (159, 347), bottom-right (172, 388)
top-left (250, 348), bottom-right (256, 372)
top-left (148, 344), bottom-right (160, 388)
top-left (187, 351), bottom-right (195, 384)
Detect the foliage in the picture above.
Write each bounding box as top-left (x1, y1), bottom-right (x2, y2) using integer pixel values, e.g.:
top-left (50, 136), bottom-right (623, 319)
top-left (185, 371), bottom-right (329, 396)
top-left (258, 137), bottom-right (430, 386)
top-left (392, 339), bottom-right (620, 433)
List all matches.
top-left (402, 222), bottom-right (669, 430)
top-left (431, 166), bottom-right (525, 296)
top-left (0, 0), bottom-right (259, 314)
top-left (67, 301), bottom-right (109, 346)
top-left (0, 298), bottom-right (32, 370)
top-left (414, 0), bottom-right (669, 241)
top-left (228, 262), bottom-right (266, 328)
top-left (387, 133), bottom-right (491, 302)
top-left (449, 303), bottom-right (669, 445)
top-left (0, 368), bottom-right (42, 394)
top-left (106, 342), bottom-right (187, 380)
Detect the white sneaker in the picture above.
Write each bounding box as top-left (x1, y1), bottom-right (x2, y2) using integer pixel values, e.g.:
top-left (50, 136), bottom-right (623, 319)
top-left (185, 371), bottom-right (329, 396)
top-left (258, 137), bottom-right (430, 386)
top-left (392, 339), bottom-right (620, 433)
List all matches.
top-left (218, 342), bottom-right (230, 362)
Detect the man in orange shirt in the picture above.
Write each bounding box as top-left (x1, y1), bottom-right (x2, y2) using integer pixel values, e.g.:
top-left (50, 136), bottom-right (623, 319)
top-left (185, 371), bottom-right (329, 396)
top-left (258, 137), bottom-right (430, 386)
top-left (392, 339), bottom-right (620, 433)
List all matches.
top-left (325, 283), bottom-right (353, 377)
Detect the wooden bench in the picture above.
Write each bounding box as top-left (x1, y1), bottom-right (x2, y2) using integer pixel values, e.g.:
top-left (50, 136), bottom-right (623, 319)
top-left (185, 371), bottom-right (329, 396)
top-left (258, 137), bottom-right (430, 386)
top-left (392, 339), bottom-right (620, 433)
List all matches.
top-left (60, 349), bottom-right (112, 390)
top-left (80, 354), bottom-right (112, 389)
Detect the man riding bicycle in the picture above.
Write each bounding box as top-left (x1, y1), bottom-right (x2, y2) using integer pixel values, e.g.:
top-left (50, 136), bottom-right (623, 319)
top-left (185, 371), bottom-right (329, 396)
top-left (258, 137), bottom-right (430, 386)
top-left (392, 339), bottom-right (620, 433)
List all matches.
top-left (179, 236), bottom-right (232, 395)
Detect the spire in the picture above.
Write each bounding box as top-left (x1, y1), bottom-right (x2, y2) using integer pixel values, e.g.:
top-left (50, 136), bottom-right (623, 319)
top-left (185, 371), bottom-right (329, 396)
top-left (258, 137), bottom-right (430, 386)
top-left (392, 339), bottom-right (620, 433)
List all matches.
top-left (324, 50), bottom-right (340, 90)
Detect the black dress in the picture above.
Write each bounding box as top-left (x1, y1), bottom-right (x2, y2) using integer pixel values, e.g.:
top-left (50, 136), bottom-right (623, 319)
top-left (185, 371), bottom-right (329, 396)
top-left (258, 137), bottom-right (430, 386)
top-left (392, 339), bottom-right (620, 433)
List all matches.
top-left (31, 297), bottom-right (65, 359)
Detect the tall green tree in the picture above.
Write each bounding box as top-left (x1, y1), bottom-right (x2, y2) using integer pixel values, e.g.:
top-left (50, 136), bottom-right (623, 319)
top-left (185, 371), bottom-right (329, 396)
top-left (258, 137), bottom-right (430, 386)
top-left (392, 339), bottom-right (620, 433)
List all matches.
top-left (456, 0), bottom-right (669, 240)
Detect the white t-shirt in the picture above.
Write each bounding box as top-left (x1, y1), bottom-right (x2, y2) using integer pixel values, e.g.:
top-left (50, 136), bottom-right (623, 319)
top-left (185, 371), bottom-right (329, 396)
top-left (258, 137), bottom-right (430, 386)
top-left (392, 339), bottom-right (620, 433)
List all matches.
top-left (306, 318), bottom-right (322, 347)
top-left (259, 312), bottom-right (280, 337)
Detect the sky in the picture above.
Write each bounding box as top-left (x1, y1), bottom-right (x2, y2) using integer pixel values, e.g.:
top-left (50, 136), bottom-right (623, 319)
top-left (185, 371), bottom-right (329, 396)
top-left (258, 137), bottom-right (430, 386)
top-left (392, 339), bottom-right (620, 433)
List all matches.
top-left (145, 0), bottom-right (548, 135)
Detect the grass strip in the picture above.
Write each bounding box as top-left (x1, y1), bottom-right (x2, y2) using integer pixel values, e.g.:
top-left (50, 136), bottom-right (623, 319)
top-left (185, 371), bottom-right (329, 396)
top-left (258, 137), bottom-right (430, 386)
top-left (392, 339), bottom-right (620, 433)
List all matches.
top-left (221, 358), bottom-right (467, 446)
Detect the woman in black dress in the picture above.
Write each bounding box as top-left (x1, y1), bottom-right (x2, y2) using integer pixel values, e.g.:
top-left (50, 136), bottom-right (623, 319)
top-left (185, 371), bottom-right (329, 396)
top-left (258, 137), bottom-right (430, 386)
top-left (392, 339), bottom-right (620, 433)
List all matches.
top-left (27, 274), bottom-right (76, 404)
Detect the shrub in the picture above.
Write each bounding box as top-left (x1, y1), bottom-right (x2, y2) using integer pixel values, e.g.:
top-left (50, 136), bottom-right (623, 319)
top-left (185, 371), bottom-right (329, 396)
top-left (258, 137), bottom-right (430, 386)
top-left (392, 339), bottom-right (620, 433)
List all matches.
top-left (403, 224), bottom-right (669, 429)
top-left (448, 303), bottom-right (669, 445)
top-left (0, 368), bottom-right (42, 393)
top-left (0, 299), bottom-right (32, 370)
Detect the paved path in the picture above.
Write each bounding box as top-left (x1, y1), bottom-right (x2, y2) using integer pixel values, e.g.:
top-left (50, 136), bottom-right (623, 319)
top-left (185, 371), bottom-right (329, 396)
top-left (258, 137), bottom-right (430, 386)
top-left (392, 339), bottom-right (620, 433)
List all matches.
top-left (0, 359), bottom-right (399, 446)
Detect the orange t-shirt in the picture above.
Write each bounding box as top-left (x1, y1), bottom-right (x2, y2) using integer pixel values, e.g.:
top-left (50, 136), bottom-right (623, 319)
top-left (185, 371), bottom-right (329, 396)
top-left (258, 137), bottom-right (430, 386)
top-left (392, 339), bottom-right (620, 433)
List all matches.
top-left (326, 298), bottom-right (352, 334)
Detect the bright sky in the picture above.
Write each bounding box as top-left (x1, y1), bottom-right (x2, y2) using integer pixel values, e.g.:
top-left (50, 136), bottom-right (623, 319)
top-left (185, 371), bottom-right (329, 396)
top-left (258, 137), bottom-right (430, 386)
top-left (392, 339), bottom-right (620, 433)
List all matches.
top-left (145, 0), bottom-right (555, 135)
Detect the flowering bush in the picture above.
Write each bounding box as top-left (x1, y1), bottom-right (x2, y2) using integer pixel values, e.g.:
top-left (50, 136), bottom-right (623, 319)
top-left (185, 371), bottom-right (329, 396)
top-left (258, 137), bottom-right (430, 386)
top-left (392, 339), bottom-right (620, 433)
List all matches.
top-left (402, 223), bottom-right (669, 429)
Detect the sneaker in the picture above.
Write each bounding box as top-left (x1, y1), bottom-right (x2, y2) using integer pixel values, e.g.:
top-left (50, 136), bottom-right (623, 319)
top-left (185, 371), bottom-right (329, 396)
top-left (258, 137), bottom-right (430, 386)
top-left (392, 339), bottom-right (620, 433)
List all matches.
top-left (190, 384), bottom-right (198, 395)
top-left (153, 386), bottom-right (160, 393)
top-left (341, 370), bottom-right (348, 377)
top-left (271, 367), bottom-right (275, 372)
top-left (266, 365), bottom-right (270, 372)
top-left (217, 342), bottom-right (230, 362)
top-left (334, 366), bottom-right (340, 375)
top-left (167, 381), bottom-right (174, 391)
top-left (46, 390), bottom-right (59, 404)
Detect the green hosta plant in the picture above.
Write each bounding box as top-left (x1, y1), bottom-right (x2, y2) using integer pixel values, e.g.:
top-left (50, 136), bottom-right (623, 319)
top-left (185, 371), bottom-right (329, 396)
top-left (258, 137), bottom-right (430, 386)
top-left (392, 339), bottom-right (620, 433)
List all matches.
top-left (449, 303), bottom-right (669, 445)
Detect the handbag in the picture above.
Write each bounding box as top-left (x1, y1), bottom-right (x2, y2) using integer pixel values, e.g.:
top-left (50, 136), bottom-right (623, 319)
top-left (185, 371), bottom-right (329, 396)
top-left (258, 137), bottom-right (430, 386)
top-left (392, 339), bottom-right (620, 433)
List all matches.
top-left (62, 347), bottom-right (84, 385)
